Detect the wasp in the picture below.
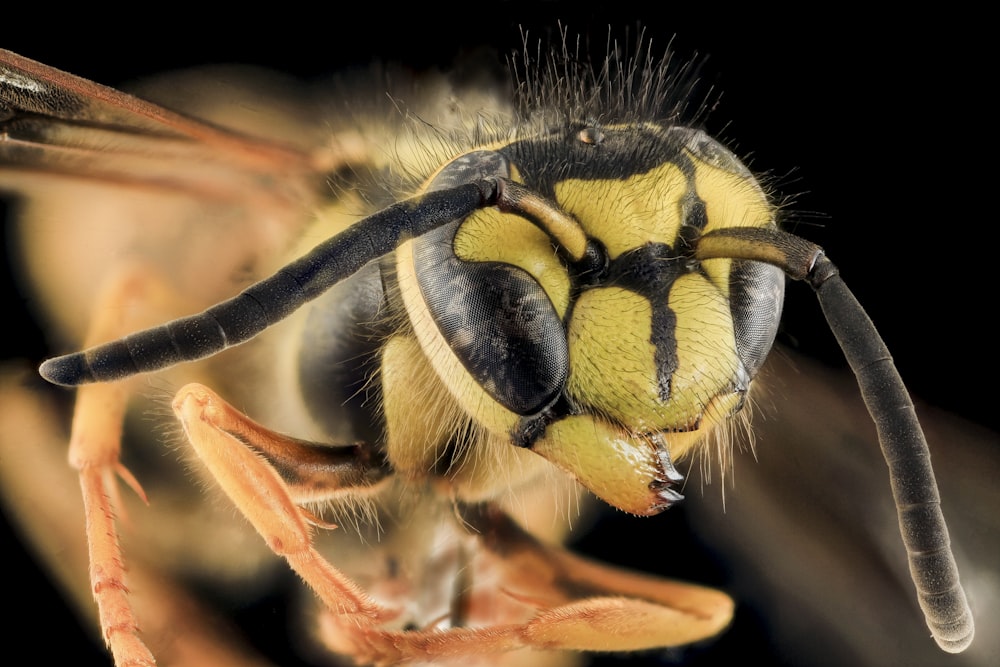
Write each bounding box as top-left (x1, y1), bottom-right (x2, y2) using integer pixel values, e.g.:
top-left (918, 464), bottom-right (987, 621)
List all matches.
top-left (0, 22), bottom-right (990, 667)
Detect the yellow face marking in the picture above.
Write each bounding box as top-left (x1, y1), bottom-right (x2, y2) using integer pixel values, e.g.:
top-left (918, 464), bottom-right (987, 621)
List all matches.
top-left (382, 334), bottom-right (552, 498)
top-left (554, 161), bottom-right (688, 259)
top-left (566, 287), bottom-right (662, 429)
top-left (691, 155), bottom-right (772, 233)
top-left (690, 156), bottom-right (773, 301)
top-left (381, 334), bottom-right (460, 478)
top-left (661, 390), bottom-right (745, 461)
top-left (566, 272), bottom-right (738, 433)
top-left (667, 272), bottom-right (740, 426)
top-left (531, 414), bottom-right (668, 516)
top-left (453, 208), bottom-right (572, 317)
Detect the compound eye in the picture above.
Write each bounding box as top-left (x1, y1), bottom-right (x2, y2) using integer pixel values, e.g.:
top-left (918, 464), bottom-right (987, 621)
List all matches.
top-left (730, 259), bottom-right (785, 378)
top-left (414, 234), bottom-right (568, 415)
top-left (404, 150), bottom-right (570, 416)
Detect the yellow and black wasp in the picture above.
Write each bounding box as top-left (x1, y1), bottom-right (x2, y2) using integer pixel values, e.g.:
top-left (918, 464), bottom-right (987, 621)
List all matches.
top-left (0, 13), bottom-right (996, 667)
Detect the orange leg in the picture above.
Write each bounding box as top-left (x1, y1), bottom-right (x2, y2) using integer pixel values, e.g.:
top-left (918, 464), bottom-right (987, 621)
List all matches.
top-left (168, 383), bottom-right (732, 666)
top-left (65, 260), bottom-right (259, 665)
top-left (66, 265), bottom-right (200, 667)
top-left (0, 371), bottom-right (281, 666)
top-left (171, 383), bottom-right (392, 623)
top-left (318, 505), bottom-right (733, 665)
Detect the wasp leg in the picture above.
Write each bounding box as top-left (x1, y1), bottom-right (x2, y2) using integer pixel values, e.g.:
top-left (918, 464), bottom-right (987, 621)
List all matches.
top-left (467, 504), bottom-right (734, 651)
top-left (63, 264), bottom-right (213, 667)
top-left (316, 504), bottom-right (733, 665)
top-left (0, 370), bottom-right (280, 667)
top-left (171, 383), bottom-right (393, 624)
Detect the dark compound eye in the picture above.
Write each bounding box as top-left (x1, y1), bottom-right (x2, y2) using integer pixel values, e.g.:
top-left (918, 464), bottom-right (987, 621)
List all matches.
top-left (730, 259), bottom-right (785, 380)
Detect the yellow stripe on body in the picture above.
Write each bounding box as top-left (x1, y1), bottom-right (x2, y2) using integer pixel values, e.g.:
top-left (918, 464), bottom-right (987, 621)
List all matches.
top-left (553, 161), bottom-right (688, 259)
top-left (453, 208), bottom-right (572, 318)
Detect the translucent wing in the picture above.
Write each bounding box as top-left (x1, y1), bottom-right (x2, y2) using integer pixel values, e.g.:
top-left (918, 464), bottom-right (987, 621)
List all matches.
top-left (0, 48), bottom-right (328, 201)
top-left (0, 49), bottom-right (354, 352)
top-left (0, 51), bottom-right (348, 666)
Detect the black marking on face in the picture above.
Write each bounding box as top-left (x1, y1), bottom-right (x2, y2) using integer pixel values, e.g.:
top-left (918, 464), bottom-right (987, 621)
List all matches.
top-left (604, 243), bottom-right (684, 403)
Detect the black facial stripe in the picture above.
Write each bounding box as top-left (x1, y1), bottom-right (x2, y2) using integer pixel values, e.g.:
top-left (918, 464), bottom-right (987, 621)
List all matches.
top-left (677, 196), bottom-right (708, 253)
top-left (605, 243), bottom-right (684, 403)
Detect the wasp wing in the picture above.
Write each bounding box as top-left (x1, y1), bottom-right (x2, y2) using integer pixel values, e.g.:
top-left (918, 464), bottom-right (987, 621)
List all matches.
top-left (0, 52), bottom-right (342, 666)
top-left (0, 48), bottom-right (330, 202)
top-left (1, 49), bottom-right (360, 352)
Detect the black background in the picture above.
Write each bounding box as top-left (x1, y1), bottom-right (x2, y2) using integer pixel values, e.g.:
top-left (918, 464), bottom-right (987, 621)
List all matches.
top-left (2, 5), bottom-right (995, 666)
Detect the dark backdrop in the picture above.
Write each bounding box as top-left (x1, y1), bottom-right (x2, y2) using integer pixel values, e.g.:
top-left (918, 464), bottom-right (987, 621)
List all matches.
top-left (2, 6), bottom-right (994, 666)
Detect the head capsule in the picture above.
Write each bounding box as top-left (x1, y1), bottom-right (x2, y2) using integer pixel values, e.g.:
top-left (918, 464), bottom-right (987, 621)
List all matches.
top-left (397, 122), bottom-right (785, 513)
